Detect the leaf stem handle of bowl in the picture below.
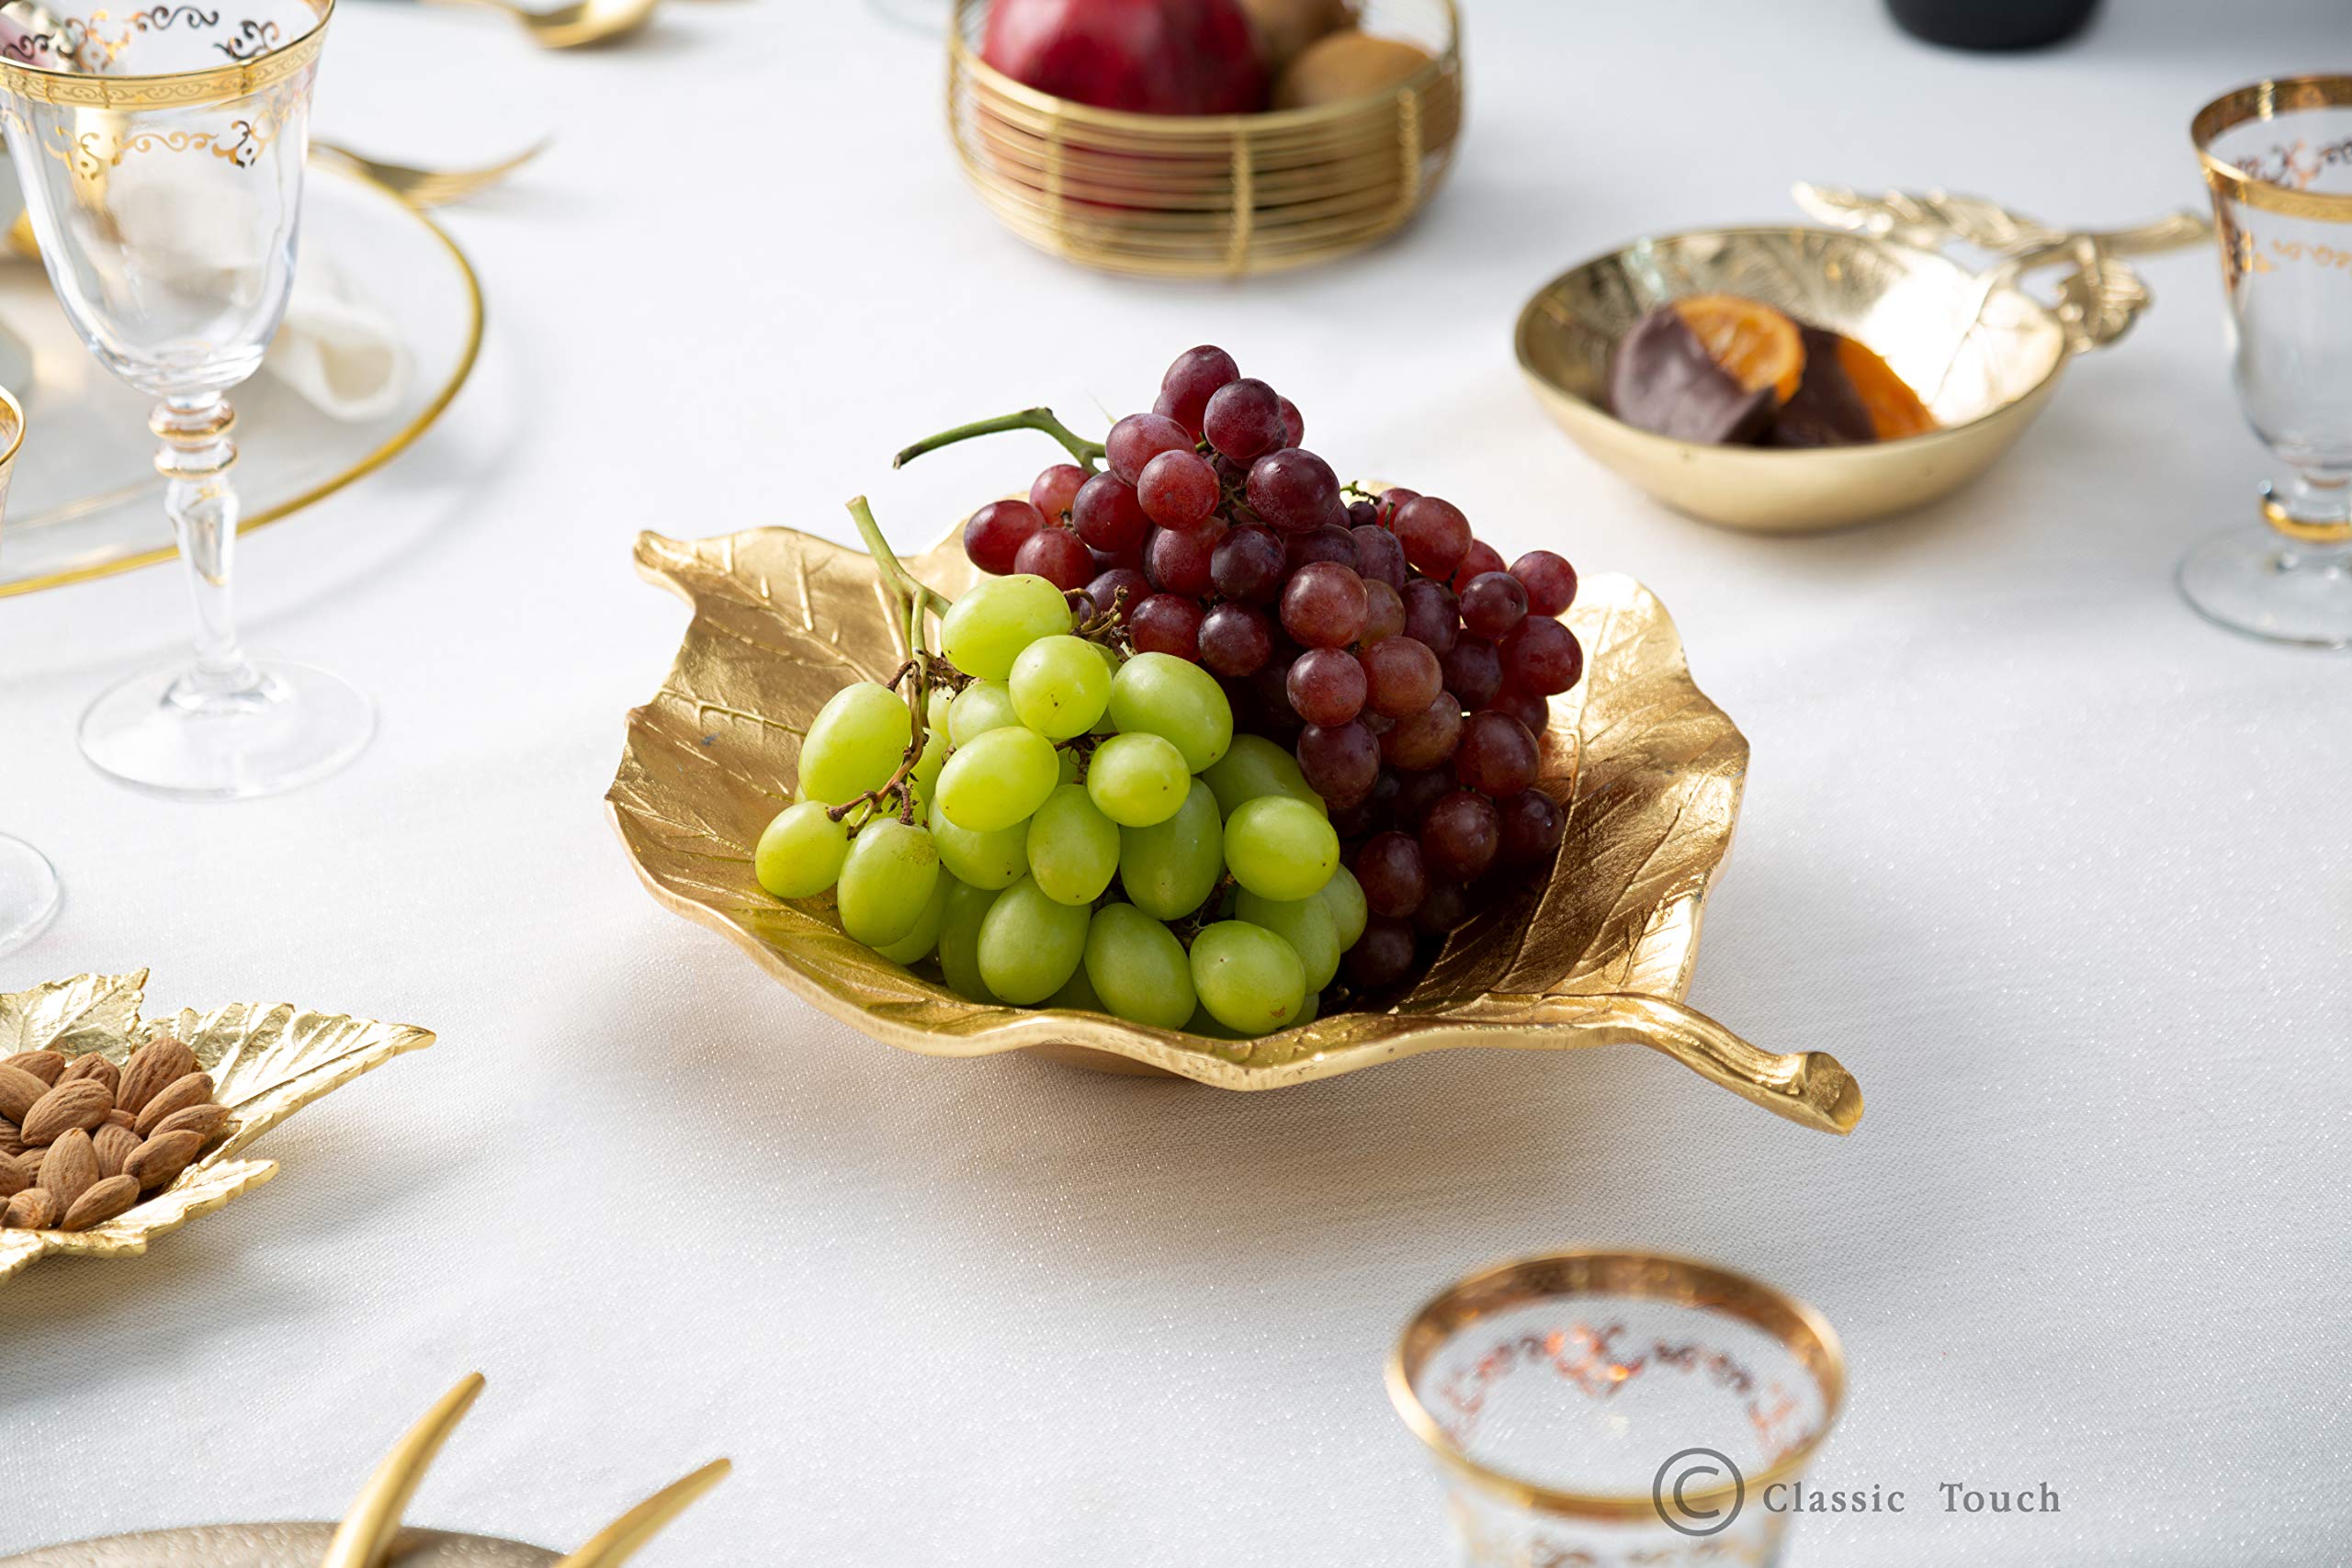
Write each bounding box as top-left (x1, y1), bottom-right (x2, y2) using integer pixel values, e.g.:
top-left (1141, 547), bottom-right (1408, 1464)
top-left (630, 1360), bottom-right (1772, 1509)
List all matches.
top-left (1987, 209), bottom-right (2212, 275)
top-left (1595, 994), bottom-right (1863, 1135)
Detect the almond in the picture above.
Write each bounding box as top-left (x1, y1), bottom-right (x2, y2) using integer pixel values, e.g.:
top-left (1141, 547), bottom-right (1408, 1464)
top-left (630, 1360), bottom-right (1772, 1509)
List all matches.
top-left (118, 1037), bottom-right (196, 1116)
top-left (0, 1158), bottom-right (23, 1201)
top-left (104, 1109), bottom-right (136, 1131)
top-left (132, 1072), bottom-right (211, 1138)
top-left (152, 1103), bottom-right (231, 1145)
top-left (4, 1188), bottom-right (60, 1229)
top-left (124, 1130), bottom-right (204, 1193)
top-left (59, 1174), bottom-right (138, 1232)
top-left (0, 1065), bottom-right (48, 1124)
top-left (40, 1128), bottom-right (97, 1213)
top-left (21, 1078), bottom-right (111, 1145)
top-left (59, 1054), bottom-right (120, 1096)
top-left (16, 1148), bottom-right (43, 1185)
top-left (2, 1050), bottom-right (65, 1085)
top-left (0, 1117), bottom-right (20, 1160)
top-left (92, 1122), bottom-right (141, 1179)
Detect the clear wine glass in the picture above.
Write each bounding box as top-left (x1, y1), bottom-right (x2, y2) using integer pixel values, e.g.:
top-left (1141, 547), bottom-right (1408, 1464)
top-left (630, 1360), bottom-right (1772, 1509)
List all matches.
top-left (2184, 75), bottom-right (2352, 649)
top-left (0, 383), bottom-right (62, 955)
top-left (0, 0), bottom-right (374, 797)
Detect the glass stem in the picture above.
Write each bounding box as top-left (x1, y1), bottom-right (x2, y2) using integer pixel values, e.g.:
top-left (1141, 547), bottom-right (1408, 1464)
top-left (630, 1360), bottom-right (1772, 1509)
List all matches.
top-left (153, 393), bottom-right (262, 698)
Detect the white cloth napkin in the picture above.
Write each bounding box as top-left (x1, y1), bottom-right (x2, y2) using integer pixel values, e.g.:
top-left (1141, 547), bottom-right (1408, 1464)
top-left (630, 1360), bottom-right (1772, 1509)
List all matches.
top-left (0, 209), bottom-right (410, 424)
top-left (267, 254), bottom-right (413, 423)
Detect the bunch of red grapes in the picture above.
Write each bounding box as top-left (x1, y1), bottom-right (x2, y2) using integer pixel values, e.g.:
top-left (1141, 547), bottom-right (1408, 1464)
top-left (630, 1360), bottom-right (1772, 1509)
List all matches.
top-left (959, 346), bottom-right (1581, 993)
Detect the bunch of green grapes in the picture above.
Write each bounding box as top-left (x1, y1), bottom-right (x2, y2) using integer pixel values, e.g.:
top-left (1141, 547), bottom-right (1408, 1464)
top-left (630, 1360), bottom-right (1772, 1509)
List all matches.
top-left (752, 573), bottom-right (1364, 1038)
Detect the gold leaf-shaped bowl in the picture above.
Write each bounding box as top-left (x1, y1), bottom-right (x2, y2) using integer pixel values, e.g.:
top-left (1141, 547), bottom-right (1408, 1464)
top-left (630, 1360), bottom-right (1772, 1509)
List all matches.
top-left (0, 971), bottom-right (435, 1282)
top-left (1516, 189), bottom-right (2211, 532)
top-left (609, 525), bottom-right (1860, 1134)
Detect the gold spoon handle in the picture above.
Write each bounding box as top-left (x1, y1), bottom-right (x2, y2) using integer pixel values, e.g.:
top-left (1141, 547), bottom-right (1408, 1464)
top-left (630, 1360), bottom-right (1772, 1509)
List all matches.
top-left (318, 1373), bottom-right (486, 1568)
top-left (552, 1459), bottom-right (733, 1568)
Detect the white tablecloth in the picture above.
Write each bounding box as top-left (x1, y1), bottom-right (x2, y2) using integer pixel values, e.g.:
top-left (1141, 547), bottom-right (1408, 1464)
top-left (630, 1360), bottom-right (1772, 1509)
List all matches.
top-left (4, 1), bottom-right (2348, 1562)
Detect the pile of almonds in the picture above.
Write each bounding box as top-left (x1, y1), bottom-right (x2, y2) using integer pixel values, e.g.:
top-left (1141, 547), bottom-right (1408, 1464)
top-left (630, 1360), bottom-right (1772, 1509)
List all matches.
top-left (0, 1037), bottom-right (232, 1232)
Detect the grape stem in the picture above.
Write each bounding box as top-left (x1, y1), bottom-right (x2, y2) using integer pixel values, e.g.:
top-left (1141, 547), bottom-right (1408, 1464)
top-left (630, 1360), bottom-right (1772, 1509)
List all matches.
top-left (846, 495), bottom-right (954, 622)
top-left (890, 407), bottom-right (1107, 473)
top-left (833, 496), bottom-right (961, 828)
top-left (1171, 874), bottom-right (1236, 945)
top-left (1069, 586), bottom-right (1131, 649)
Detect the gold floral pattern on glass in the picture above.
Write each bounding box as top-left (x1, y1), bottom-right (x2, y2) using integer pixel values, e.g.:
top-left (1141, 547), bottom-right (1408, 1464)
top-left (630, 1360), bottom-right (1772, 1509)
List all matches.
top-left (6, 75), bottom-right (301, 173)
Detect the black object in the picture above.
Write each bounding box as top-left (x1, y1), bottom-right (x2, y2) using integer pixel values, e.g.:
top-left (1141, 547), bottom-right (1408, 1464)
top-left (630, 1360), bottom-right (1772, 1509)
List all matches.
top-left (1607, 309), bottom-right (1776, 446)
top-left (1888, 0), bottom-right (2098, 51)
top-left (1765, 328), bottom-right (1878, 448)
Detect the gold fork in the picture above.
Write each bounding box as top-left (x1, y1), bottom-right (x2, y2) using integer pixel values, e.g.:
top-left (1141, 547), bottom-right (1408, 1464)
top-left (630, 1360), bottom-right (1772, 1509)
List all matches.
top-left (5, 140), bottom-right (543, 259)
top-left (321, 1372), bottom-right (731, 1568)
top-left (313, 137), bottom-right (549, 207)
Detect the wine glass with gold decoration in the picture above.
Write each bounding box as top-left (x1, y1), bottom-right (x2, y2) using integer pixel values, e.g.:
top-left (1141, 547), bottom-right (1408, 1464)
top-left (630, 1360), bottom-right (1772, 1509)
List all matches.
top-left (0, 0), bottom-right (373, 797)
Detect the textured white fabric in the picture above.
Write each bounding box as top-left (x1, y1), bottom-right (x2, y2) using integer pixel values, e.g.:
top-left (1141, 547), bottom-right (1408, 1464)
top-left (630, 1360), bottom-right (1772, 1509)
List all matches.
top-left (3, 2), bottom-right (2348, 1563)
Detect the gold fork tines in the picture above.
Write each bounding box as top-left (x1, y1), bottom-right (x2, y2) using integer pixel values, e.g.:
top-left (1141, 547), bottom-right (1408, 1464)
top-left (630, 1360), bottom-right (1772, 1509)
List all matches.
top-left (312, 138), bottom-right (548, 208)
top-left (6, 140), bottom-right (539, 266)
top-left (319, 1372), bottom-right (488, 1568)
top-left (313, 1373), bottom-right (728, 1568)
top-left (551, 1458), bottom-right (734, 1568)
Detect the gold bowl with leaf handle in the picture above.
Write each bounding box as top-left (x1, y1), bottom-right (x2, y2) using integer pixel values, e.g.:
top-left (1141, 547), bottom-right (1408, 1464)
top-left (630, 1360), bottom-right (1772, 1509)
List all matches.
top-left (1516, 186), bottom-right (2211, 532)
top-left (607, 522), bottom-right (1861, 1135)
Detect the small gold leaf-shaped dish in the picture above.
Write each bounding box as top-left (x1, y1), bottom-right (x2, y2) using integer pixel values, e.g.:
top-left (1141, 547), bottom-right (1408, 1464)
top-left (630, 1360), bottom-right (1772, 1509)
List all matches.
top-left (609, 525), bottom-right (1861, 1134)
top-left (0, 970), bottom-right (434, 1283)
top-left (1516, 185), bottom-right (2211, 532)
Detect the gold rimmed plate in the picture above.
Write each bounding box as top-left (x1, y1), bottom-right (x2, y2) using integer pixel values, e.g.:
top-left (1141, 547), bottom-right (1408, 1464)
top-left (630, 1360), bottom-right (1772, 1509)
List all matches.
top-left (607, 522), bottom-right (1861, 1134)
top-left (2, 1525), bottom-right (560, 1566)
top-left (1515, 186), bottom-right (2209, 532)
top-left (0, 161), bottom-right (482, 596)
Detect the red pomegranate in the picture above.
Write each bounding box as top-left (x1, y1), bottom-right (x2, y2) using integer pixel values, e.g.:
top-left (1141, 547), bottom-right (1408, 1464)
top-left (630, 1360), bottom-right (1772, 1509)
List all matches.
top-left (981, 0), bottom-right (1269, 116)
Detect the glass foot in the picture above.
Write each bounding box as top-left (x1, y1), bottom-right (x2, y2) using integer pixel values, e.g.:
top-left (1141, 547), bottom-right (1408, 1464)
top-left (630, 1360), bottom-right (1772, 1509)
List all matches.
top-left (79, 658), bottom-right (376, 800)
top-left (0, 835), bottom-right (62, 957)
top-left (2178, 525), bottom-right (2352, 650)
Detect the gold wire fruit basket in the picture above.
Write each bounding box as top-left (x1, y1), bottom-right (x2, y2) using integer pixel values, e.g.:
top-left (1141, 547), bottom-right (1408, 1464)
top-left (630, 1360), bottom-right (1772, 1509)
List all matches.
top-left (947, 0), bottom-right (1464, 278)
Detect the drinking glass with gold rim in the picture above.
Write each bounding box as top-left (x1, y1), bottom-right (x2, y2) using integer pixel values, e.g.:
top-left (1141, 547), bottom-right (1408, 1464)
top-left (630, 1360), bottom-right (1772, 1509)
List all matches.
top-left (0, 0), bottom-right (376, 797)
